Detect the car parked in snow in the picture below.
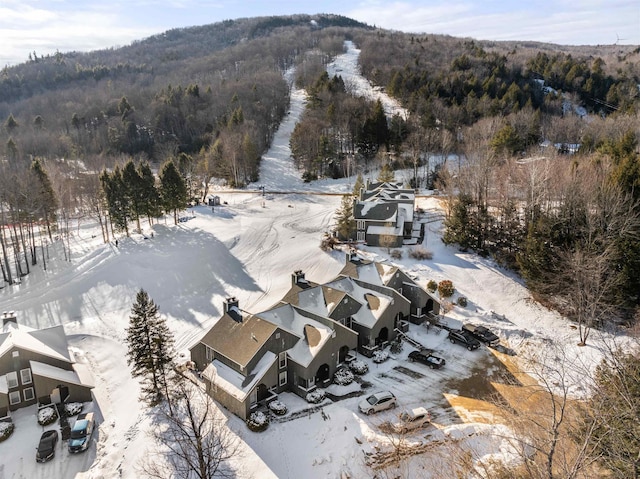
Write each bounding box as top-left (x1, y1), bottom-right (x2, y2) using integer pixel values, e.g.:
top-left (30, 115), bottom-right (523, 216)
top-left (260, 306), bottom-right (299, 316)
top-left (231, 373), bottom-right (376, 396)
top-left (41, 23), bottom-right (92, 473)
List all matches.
top-left (68, 412), bottom-right (95, 453)
top-left (392, 407), bottom-right (431, 434)
top-left (36, 430), bottom-right (58, 463)
top-left (359, 391), bottom-right (397, 415)
top-left (448, 330), bottom-right (481, 350)
top-left (408, 350), bottom-right (446, 369)
top-left (462, 323), bottom-right (500, 346)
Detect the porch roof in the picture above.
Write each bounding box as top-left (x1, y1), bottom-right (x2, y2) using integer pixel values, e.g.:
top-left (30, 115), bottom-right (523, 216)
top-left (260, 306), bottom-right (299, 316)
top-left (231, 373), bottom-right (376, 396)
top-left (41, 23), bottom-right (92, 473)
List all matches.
top-left (30, 360), bottom-right (94, 388)
top-left (202, 351), bottom-right (276, 402)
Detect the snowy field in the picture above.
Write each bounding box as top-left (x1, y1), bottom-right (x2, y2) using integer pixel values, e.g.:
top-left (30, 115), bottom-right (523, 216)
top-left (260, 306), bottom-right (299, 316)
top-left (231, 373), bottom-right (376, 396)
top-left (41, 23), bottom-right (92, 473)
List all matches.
top-left (0, 41), bottom-right (622, 479)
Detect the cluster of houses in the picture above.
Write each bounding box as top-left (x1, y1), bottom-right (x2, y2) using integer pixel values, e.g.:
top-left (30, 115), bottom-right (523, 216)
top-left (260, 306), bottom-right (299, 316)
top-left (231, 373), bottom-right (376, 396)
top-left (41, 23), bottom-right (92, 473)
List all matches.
top-left (1, 180), bottom-right (430, 424)
top-left (189, 252), bottom-right (440, 420)
top-left (352, 180), bottom-right (422, 248)
top-left (0, 311), bottom-right (94, 419)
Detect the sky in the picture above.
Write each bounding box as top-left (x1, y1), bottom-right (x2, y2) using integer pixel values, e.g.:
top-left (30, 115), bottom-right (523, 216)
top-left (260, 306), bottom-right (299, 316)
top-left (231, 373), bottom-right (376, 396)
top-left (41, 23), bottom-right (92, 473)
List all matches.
top-left (0, 0), bottom-right (638, 66)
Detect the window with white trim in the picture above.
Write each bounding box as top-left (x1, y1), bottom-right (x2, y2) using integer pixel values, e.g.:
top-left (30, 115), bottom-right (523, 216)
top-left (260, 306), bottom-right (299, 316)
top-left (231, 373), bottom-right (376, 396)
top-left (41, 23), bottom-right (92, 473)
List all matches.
top-left (6, 371), bottom-right (18, 389)
top-left (23, 387), bottom-right (35, 402)
top-left (278, 351), bottom-right (287, 369)
top-left (12, 351), bottom-right (19, 358)
top-left (205, 346), bottom-right (214, 361)
top-left (20, 368), bottom-right (32, 385)
top-left (9, 391), bottom-right (21, 405)
top-left (279, 371), bottom-right (287, 386)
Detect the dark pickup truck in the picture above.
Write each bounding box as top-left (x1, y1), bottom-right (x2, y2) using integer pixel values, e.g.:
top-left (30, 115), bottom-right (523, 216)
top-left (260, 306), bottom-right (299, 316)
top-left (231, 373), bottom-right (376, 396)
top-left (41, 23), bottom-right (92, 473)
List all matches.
top-left (462, 324), bottom-right (500, 346)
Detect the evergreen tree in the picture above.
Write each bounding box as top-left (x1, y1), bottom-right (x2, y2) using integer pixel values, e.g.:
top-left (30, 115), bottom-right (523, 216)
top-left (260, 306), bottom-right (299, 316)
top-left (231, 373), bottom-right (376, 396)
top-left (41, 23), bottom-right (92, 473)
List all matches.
top-left (4, 113), bottom-right (18, 132)
top-left (443, 193), bottom-right (474, 251)
top-left (377, 163), bottom-right (395, 183)
top-left (159, 161), bottom-right (188, 224)
top-left (352, 173), bottom-right (365, 197)
top-left (122, 159), bottom-right (145, 232)
top-left (138, 161), bottom-right (161, 225)
top-left (31, 158), bottom-right (58, 240)
top-left (335, 195), bottom-right (356, 241)
top-left (6, 137), bottom-right (18, 163)
top-left (125, 289), bottom-right (175, 407)
top-left (100, 166), bottom-right (130, 236)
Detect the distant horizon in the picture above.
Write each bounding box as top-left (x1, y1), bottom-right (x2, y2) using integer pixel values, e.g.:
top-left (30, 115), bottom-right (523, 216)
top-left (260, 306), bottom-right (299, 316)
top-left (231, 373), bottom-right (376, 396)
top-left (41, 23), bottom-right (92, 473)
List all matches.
top-left (1, 1), bottom-right (639, 67)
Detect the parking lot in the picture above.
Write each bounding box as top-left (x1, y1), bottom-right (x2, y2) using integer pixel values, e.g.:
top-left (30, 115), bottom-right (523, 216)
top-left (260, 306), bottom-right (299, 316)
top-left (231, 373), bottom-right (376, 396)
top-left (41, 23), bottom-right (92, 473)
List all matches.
top-left (0, 404), bottom-right (98, 478)
top-left (364, 326), bottom-right (504, 415)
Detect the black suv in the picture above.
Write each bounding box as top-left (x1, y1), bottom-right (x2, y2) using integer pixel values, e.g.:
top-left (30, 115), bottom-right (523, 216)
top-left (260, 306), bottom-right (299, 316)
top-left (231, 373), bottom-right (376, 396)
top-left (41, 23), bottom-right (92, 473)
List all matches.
top-left (448, 330), bottom-right (481, 350)
top-left (462, 324), bottom-right (500, 346)
top-left (408, 350), bottom-right (446, 369)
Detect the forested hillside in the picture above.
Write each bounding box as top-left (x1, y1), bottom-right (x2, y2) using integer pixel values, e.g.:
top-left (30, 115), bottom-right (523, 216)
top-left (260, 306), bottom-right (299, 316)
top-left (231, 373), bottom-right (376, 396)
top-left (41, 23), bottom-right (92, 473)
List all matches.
top-left (1, 14), bottom-right (640, 327)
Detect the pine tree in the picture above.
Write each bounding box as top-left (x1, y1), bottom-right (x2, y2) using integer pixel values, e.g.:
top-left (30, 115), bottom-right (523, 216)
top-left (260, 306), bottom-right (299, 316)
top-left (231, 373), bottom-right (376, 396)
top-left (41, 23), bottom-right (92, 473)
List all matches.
top-left (125, 289), bottom-right (175, 407)
top-left (159, 161), bottom-right (188, 224)
top-left (335, 195), bottom-right (355, 241)
top-left (31, 158), bottom-right (58, 240)
top-left (138, 161), bottom-right (161, 225)
top-left (352, 173), bottom-right (364, 197)
top-left (377, 163), bottom-right (395, 183)
top-left (371, 99), bottom-right (389, 147)
top-left (122, 160), bottom-right (145, 231)
top-left (4, 113), bottom-right (18, 132)
top-left (100, 166), bottom-right (129, 236)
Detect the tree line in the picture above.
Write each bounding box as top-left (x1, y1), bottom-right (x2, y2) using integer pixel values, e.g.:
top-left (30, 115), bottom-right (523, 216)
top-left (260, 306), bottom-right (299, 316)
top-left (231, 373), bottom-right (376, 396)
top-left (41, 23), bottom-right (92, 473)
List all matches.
top-left (0, 17), bottom-right (362, 188)
top-left (289, 69), bottom-right (395, 180)
top-left (99, 158), bottom-right (188, 239)
top-left (442, 123), bottom-right (640, 333)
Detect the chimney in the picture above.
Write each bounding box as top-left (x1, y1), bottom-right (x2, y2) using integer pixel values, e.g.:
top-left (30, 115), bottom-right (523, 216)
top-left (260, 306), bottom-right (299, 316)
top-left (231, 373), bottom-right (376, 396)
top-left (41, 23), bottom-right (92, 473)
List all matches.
top-left (292, 270), bottom-right (307, 287)
top-left (223, 298), bottom-right (242, 323)
top-left (345, 249), bottom-right (359, 264)
top-left (2, 311), bottom-right (17, 326)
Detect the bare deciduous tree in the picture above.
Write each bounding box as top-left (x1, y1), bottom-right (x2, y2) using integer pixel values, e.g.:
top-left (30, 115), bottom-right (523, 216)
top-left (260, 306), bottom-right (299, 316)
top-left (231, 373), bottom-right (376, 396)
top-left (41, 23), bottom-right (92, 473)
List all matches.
top-left (490, 344), bottom-right (600, 479)
top-left (141, 378), bottom-right (240, 479)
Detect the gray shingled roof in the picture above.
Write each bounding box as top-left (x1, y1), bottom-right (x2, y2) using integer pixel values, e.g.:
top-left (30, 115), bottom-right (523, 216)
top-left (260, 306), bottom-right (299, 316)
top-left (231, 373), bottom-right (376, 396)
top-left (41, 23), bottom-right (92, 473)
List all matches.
top-left (199, 314), bottom-right (277, 369)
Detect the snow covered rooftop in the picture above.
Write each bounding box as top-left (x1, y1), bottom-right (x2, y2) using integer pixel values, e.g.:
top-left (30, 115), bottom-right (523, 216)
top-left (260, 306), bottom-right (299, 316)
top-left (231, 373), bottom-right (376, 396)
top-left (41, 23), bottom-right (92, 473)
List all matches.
top-left (324, 277), bottom-right (393, 328)
top-left (202, 352), bottom-right (276, 402)
top-left (0, 324), bottom-right (72, 363)
top-left (255, 304), bottom-right (334, 366)
top-left (287, 323), bottom-right (332, 367)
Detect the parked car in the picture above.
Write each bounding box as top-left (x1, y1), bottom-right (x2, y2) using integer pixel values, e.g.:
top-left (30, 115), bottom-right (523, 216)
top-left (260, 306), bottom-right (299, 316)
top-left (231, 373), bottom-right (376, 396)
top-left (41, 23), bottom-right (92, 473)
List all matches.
top-left (448, 330), bottom-right (481, 350)
top-left (462, 323), bottom-right (500, 346)
top-left (36, 430), bottom-right (58, 463)
top-left (359, 391), bottom-right (397, 415)
top-left (392, 407), bottom-right (432, 434)
top-left (68, 412), bottom-right (95, 453)
top-left (408, 350), bottom-right (446, 369)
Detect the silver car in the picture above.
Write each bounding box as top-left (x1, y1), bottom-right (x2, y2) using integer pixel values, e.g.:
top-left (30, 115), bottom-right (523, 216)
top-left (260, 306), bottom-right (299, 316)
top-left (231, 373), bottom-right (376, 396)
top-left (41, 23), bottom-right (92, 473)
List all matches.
top-left (359, 391), bottom-right (397, 415)
top-left (392, 407), bottom-right (431, 433)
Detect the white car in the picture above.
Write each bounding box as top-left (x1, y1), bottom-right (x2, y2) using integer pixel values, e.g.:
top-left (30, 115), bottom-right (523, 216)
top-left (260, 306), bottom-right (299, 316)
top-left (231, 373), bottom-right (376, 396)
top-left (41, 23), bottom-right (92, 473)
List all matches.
top-left (392, 407), bottom-right (431, 434)
top-left (359, 391), bottom-right (397, 415)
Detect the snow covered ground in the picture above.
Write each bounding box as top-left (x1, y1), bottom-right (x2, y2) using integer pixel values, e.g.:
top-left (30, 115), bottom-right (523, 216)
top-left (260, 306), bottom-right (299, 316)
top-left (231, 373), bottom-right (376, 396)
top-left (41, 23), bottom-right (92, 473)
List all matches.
top-left (0, 41), bottom-right (620, 479)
